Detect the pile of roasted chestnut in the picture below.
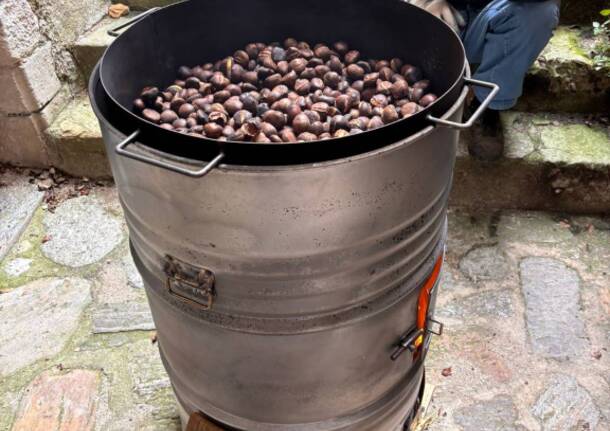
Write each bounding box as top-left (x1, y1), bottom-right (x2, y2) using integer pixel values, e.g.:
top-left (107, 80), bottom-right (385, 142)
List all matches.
top-left (134, 39), bottom-right (437, 142)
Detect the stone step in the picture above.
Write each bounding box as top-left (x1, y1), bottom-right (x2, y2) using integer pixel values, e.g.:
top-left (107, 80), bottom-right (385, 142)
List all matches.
top-left (71, 24), bottom-right (609, 113)
top-left (46, 95), bottom-right (610, 214)
top-left (70, 12), bottom-right (143, 81)
top-left (451, 111), bottom-right (610, 214)
top-left (45, 95), bottom-right (111, 179)
top-left (518, 26), bottom-right (610, 113)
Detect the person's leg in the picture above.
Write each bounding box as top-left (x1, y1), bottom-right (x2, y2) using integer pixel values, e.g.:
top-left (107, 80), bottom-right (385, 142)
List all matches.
top-left (462, 0), bottom-right (560, 110)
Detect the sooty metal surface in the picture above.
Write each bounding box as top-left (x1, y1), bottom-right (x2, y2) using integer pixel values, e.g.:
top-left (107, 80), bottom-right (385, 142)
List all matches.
top-left (90, 58), bottom-right (466, 428)
top-left (87, 0), bottom-right (487, 424)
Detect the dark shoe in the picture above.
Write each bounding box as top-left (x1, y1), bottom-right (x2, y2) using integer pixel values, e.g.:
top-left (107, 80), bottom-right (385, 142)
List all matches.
top-left (466, 101), bottom-right (504, 162)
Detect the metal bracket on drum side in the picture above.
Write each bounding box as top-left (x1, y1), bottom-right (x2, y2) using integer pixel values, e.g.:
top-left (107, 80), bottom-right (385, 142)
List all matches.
top-left (426, 318), bottom-right (444, 336)
top-left (164, 256), bottom-right (215, 310)
top-left (427, 78), bottom-right (500, 130)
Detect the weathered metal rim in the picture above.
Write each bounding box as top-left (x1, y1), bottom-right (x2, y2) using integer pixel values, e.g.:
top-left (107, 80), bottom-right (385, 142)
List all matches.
top-left (91, 63), bottom-right (471, 172)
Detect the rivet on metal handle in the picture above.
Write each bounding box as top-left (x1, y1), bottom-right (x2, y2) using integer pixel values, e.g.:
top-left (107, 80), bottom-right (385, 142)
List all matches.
top-left (164, 256), bottom-right (215, 310)
top-left (427, 78), bottom-right (500, 130)
top-left (107, 7), bottom-right (161, 37)
top-left (115, 130), bottom-right (225, 178)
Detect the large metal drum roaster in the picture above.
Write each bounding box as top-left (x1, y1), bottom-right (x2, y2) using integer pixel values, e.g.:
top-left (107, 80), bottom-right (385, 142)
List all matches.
top-left (89, 1), bottom-right (498, 429)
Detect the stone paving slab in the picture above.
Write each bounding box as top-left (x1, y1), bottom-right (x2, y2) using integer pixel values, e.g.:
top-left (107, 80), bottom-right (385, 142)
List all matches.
top-left (0, 277), bottom-right (91, 377)
top-left (1, 174), bottom-right (609, 430)
top-left (531, 374), bottom-right (600, 431)
top-left (92, 302), bottom-right (155, 334)
top-left (424, 208), bottom-right (610, 431)
top-left (41, 195), bottom-right (124, 267)
top-left (0, 171), bottom-right (43, 261)
top-left (3, 258), bottom-right (32, 277)
top-left (1, 205), bottom-right (73, 291)
top-left (45, 96), bottom-right (111, 179)
top-left (453, 395), bottom-right (525, 431)
top-left (12, 369), bottom-right (100, 431)
top-left (520, 257), bottom-right (588, 361)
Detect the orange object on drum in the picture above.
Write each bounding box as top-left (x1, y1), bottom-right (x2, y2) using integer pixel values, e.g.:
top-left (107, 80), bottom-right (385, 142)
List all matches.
top-left (414, 255), bottom-right (444, 349)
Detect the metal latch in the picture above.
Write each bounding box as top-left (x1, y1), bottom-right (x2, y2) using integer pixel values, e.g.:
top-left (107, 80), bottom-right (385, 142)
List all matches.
top-left (427, 318), bottom-right (444, 336)
top-left (391, 319), bottom-right (445, 361)
top-left (164, 255), bottom-right (215, 310)
top-left (391, 328), bottom-right (424, 361)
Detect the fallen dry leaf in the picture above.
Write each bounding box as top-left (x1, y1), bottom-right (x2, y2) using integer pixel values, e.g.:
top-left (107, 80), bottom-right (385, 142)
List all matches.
top-left (109, 3), bottom-right (130, 19)
top-left (441, 367), bottom-right (452, 377)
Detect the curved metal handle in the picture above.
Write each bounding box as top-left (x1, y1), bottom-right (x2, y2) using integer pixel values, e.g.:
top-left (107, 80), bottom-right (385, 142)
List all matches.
top-left (107, 7), bottom-right (161, 37)
top-left (115, 130), bottom-right (225, 177)
top-left (427, 78), bottom-right (500, 130)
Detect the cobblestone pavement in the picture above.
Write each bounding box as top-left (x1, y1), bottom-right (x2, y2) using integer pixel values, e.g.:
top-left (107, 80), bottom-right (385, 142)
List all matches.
top-left (0, 170), bottom-right (608, 431)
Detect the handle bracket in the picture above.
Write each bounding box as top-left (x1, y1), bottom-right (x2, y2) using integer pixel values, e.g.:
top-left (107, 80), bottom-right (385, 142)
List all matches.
top-left (426, 318), bottom-right (444, 336)
top-left (115, 130), bottom-right (225, 177)
top-left (427, 78), bottom-right (500, 130)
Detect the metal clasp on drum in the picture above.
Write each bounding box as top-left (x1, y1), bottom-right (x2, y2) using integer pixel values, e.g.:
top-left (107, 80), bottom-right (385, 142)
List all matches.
top-left (164, 255), bottom-right (216, 310)
top-left (391, 319), bottom-right (445, 361)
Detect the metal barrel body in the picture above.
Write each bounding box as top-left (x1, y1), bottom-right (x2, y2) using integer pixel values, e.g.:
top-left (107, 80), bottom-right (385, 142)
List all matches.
top-left (90, 64), bottom-right (466, 429)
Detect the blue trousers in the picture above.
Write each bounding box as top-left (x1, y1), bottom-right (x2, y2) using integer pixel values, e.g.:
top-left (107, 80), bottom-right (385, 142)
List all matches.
top-left (459, 0), bottom-right (560, 110)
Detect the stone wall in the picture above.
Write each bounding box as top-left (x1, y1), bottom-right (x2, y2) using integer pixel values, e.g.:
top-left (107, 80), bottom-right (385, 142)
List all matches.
top-left (27, 0), bottom-right (108, 87)
top-left (0, 0), bottom-right (106, 168)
